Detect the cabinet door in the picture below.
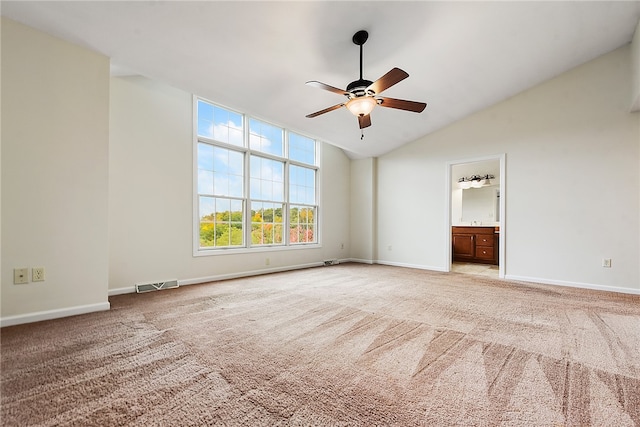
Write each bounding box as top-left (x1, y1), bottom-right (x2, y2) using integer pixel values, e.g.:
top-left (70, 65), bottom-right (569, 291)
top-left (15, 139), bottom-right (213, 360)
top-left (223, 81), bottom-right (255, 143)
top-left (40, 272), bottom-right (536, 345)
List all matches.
top-left (452, 234), bottom-right (474, 259)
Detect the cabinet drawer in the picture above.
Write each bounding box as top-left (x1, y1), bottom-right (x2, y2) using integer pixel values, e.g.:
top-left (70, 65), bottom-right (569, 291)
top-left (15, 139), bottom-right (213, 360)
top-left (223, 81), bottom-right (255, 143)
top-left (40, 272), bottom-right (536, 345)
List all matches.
top-left (475, 246), bottom-right (494, 260)
top-left (476, 235), bottom-right (494, 247)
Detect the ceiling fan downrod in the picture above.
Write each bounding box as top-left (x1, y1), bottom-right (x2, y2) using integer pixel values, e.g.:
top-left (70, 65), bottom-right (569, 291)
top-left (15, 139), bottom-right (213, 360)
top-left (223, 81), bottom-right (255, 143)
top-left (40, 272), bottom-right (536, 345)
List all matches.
top-left (353, 30), bottom-right (368, 81)
top-left (347, 30), bottom-right (373, 95)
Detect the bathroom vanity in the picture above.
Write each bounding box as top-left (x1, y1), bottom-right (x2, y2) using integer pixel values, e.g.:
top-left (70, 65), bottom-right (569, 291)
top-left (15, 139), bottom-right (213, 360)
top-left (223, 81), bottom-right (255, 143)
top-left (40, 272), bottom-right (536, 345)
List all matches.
top-left (452, 226), bottom-right (499, 265)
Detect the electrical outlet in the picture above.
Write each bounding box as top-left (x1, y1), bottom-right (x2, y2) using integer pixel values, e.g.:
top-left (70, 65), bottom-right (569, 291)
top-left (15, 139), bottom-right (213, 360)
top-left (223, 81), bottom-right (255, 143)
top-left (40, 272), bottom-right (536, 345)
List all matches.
top-left (265, 258), bottom-right (270, 266)
top-left (602, 258), bottom-right (612, 268)
top-left (32, 267), bottom-right (45, 281)
top-left (14, 268), bottom-right (29, 284)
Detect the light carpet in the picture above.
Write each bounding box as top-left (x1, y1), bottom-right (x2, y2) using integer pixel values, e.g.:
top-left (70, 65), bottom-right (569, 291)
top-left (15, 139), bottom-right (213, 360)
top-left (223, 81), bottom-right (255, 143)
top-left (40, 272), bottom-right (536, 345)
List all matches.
top-left (2, 263), bottom-right (639, 426)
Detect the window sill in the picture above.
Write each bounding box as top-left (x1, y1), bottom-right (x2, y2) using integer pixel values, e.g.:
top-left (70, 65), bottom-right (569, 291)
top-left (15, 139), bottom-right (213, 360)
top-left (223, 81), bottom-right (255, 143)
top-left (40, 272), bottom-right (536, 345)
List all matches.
top-left (193, 242), bottom-right (321, 257)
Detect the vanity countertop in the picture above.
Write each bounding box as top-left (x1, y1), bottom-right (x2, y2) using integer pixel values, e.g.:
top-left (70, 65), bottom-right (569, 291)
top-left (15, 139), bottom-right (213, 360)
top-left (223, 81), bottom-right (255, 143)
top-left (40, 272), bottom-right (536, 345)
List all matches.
top-left (452, 225), bottom-right (500, 232)
top-left (452, 224), bottom-right (499, 228)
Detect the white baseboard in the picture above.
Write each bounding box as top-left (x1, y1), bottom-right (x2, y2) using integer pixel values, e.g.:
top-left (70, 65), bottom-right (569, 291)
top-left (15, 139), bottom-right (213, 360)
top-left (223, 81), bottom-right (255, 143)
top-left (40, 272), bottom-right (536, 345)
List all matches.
top-left (347, 258), bottom-right (375, 264)
top-left (375, 259), bottom-right (448, 272)
top-left (504, 274), bottom-right (640, 295)
top-left (108, 261), bottom-right (325, 296)
top-left (179, 262), bottom-right (324, 287)
top-left (109, 286), bottom-right (136, 296)
top-left (1, 302), bottom-right (111, 328)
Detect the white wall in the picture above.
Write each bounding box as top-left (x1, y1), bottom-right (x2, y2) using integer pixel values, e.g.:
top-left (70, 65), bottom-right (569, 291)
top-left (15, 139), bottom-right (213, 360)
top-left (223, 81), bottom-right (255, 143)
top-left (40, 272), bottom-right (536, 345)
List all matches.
top-left (375, 45), bottom-right (640, 293)
top-left (1, 18), bottom-right (111, 324)
top-left (631, 19), bottom-right (640, 112)
top-left (108, 76), bottom-right (351, 293)
top-left (350, 158), bottom-right (376, 263)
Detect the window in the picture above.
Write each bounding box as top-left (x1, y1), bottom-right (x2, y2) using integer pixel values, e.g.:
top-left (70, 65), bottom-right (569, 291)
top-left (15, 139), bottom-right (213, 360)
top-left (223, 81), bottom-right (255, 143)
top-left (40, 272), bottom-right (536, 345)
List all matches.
top-left (250, 155), bottom-right (284, 246)
top-left (195, 98), bottom-right (319, 253)
top-left (197, 143), bottom-right (244, 248)
top-left (289, 164), bottom-right (316, 244)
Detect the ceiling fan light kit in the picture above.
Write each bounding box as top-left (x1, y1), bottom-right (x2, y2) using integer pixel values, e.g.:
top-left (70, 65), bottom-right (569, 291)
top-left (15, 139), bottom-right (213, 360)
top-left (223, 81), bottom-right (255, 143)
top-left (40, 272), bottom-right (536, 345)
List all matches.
top-left (305, 30), bottom-right (427, 134)
top-left (346, 96), bottom-right (377, 117)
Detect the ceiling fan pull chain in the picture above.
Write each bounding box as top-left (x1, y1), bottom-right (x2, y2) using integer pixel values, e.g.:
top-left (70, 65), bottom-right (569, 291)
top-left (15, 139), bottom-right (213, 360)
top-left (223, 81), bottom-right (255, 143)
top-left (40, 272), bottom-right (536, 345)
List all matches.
top-left (361, 130), bottom-right (364, 140)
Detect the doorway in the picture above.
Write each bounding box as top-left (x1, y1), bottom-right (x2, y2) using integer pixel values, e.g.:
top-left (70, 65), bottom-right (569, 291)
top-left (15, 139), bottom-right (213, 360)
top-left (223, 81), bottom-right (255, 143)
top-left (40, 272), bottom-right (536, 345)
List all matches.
top-left (446, 155), bottom-right (505, 278)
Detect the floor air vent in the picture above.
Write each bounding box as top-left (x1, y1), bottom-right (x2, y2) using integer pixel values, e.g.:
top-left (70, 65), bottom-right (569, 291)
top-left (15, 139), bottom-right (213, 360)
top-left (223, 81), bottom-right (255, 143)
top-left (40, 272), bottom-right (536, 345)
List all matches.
top-left (324, 259), bottom-right (339, 266)
top-left (136, 279), bottom-right (179, 293)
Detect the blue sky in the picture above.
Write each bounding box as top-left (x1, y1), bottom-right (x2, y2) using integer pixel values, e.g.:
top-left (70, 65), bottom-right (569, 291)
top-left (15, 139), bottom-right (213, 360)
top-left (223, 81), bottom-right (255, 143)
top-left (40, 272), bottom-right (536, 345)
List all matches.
top-left (197, 99), bottom-right (317, 218)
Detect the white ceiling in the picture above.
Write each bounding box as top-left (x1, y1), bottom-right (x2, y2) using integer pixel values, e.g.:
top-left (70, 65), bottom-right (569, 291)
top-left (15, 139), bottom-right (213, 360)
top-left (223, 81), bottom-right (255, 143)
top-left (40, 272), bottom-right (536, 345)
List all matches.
top-left (3, 1), bottom-right (639, 159)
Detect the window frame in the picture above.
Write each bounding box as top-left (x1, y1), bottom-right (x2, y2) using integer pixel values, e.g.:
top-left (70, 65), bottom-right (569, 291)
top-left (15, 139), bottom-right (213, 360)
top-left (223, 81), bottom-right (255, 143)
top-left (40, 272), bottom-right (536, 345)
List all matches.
top-left (193, 96), bottom-right (321, 256)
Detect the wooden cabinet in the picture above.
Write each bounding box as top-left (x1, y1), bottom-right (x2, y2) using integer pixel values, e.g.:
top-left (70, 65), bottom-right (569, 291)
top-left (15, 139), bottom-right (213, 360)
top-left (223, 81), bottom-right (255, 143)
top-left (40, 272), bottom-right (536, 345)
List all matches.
top-left (452, 226), bottom-right (498, 265)
top-left (452, 234), bottom-right (474, 260)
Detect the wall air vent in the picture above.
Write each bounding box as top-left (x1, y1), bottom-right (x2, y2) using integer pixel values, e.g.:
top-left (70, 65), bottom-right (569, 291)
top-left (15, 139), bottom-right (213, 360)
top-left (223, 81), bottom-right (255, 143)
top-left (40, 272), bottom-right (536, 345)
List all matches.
top-left (323, 259), bottom-right (339, 266)
top-left (135, 279), bottom-right (179, 293)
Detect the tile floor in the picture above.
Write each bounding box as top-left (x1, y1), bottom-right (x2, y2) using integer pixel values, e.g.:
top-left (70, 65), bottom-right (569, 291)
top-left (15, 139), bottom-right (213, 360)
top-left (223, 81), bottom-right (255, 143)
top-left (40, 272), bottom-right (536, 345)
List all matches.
top-left (451, 262), bottom-right (499, 278)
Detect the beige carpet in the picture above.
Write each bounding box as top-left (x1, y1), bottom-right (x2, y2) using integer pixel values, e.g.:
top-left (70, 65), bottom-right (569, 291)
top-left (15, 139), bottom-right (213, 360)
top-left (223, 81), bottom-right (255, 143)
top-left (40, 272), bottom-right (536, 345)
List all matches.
top-left (2, 263), bottom-right (639, 426)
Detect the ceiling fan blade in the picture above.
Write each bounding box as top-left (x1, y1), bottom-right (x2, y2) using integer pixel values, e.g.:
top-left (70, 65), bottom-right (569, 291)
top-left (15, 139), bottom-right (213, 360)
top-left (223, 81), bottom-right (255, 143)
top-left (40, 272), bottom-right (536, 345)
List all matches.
top-left (305, 81), bottom-right (348, 96)
top-left (367, 68), bottom-right (409, 95)
top-left (306, 103), bottom-right (345, 118)
top-left (358, 114), bottom-right (372, 129)
top-left (378, 96), bottom-right (427, 113)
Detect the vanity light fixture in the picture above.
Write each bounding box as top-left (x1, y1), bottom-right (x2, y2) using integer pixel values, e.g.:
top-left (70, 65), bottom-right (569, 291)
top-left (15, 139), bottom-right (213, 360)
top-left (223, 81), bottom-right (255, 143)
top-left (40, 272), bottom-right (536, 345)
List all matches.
top-left (458, 174), bottom-right (494, 189)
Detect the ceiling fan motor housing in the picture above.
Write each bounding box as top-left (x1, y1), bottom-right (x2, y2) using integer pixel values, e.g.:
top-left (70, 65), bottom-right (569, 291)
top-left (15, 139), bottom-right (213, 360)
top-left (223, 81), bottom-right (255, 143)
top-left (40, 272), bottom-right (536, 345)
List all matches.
top-left (346, 79), bottom-right (374, 97)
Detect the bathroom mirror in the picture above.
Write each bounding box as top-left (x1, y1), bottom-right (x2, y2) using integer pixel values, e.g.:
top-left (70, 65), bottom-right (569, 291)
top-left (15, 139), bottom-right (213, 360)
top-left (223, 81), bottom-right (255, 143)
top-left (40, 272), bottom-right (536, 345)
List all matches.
top-left (461, 186), bottom-right (500, 225)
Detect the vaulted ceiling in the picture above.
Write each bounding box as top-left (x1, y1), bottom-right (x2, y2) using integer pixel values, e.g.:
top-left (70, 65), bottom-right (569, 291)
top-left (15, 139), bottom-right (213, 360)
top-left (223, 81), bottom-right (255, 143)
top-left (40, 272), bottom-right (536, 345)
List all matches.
top-left (3, 1), bottom-right (639, 158)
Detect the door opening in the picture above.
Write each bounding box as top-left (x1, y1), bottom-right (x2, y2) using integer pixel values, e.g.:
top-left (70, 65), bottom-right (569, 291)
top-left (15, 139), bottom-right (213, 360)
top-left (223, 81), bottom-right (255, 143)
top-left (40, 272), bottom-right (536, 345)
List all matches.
top-left (446, 155), bottom-right (505, 278)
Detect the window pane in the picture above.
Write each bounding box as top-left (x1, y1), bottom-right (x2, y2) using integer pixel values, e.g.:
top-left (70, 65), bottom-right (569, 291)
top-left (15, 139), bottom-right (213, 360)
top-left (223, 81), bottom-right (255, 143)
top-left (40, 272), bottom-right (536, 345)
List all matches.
top-left (250, 178), bottom-right (261, 200)
top-left (251, 201), bottom-right (284, 246)
top-left (199, 196), bottom-right (218, 248)
top-left (228, 149), bottom-right (244, 173)
top-left (229, 128), bottom-right (243, 146)
top-left (198, 170), bottom-right (214, 195)
top-left (197, 101), bottom-right (214, 139)
top-left (199, 196), bottom-right (244, 248)
top-left (198, 100), bottom-right (243, 146)
top-left (228, 175), bottom-right (243, 198)
top-left (289, 133), bottom-right (316, 165)
top-left (213, 121), bottom-right (228, 142)
top-left (198, 145), bottom-right (243, 198)
top-left (273, 181), bottom-right (284, 201)
top-left (212, 147), bottom-right (229, 173)
top-left (250, 155), bottom-right (284, 202)
top-left (249, 118), bottom-right (283, 156)
top-left (199, 196), bottom-right (215, 222)
top-left (197, 143), bottom-right (215, 195)
top-left (213, 172), bottom-right (228, 195)
top-left (228, 200), bottom-right (244, 247)
top-left (198, 143), bottom-right (214, 170)
top-left (289, 206), bottom-right (315, 244)
top-left (289, 165), bottom-right (315, 205)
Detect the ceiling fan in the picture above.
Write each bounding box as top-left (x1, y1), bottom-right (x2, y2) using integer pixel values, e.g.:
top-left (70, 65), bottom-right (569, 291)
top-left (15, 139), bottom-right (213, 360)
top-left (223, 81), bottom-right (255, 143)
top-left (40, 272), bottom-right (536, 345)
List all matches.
top-left (305, 30), bottom-right (427, 133)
